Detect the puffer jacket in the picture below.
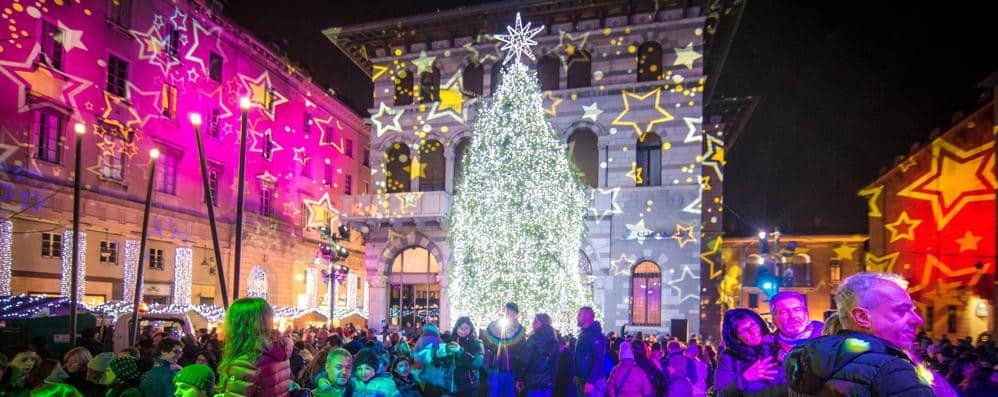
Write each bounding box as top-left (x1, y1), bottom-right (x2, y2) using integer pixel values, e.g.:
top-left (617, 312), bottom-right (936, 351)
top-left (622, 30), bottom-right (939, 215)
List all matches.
top-left (785, 331), bottom-right (934, 396)
top-left (453, 335), bottom-right (484, 392)
top-left (606, 361), bottom-right (655, 397)
top-left (413, 333), bottom-right (457, 393)
top-left (715, 341), bottom-right (786, 397)
top-left (217, 337), bottom-right (293, 397)
top-left (391, 373), bottom-right (421, 397)
top-left (519, 327), bottom-right (560, 390)
top-left (352, 373), bottom-right (400, 397)
top-left (573, 321), bottom-right (607, 384)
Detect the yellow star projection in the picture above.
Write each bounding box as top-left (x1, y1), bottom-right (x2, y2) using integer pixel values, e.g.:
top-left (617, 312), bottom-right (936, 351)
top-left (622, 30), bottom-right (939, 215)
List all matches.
top-left (857, 185), bottom-right (884, 218)
top-left (908, 255), bottom-right (990, 295)
top-left (955, 231), bottom-right (982, 252)
top-left (403, 156), bottom-right (427, 179)
top-left (884, 211), bottom-right (923, 243)
top-left (671, 223), bottom-right (697, 248)
top-left (626, 162), bottom-right (644, 185)
top-left (897, 140), bottom-right (995, 228)
top-left (303, 193), bottom-right (338, 229)
top-left (832, 244), bottom-right (857, 261)
top-left (672, 42), bottom-right (703, 69)
top-left (411, 51), bottom-right (437, 75)
top-left (864, 252), bottom-right (899, 273)
top-left (612, 87), bottom-right (674, 141)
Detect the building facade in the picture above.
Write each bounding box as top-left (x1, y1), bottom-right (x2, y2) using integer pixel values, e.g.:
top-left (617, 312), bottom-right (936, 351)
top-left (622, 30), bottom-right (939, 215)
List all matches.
top-left (327, 0), bottom-right (743, 336)
top-left (860, 98), bottom-right (995, 339)
top-left (0, 0), bottom-right (369, 315)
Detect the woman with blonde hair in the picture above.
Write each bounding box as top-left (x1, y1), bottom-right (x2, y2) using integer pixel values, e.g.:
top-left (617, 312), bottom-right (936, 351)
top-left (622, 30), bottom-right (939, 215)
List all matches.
top-left (216, 297), bottom-right (293, 397)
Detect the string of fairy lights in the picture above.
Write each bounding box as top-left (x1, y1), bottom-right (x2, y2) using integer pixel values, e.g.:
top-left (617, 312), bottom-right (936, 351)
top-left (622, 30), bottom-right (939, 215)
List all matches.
top-left (1, 220), bottom-right (11, 296)
top-left (59, 231), bottom-right (86, 298)
top-left (173, 248), bottom-right (193, 306)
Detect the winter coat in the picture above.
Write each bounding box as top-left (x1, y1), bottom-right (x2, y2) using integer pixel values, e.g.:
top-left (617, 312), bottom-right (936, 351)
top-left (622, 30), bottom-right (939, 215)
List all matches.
top-left (715, 343), bottom-right (787, 397)
top-left (666, 376), bottom-right (694, 397)
top-left (351, 373), bottom-right (400, 397)
top-left (390, 373), bottom-right (421, 397)
top-left (139, 358), bottom-right (177, 397)
top-left (413, 333), bottom-right (457, 393)
top-left (519, 329), bottom-right (559, 390)
top-left (773, 320), bottom-right (823, 363)
top-left (573, 321), bottom-right (607, 384)
top-left (453, 336), bottom-right (484, 392)
top-left (483, 320), bottom-right (526, 374)
top-left (217, 337), bottom-right (293, 397)
top-left (785, 330), bottom-right (934, 396)
top-left (605, 360), bottom-right (655, 397)
top-left (105, 382), bottom-right (143, 397)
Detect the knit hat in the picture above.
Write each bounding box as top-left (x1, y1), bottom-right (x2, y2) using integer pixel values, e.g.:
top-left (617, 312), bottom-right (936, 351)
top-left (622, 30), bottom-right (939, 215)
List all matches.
top-left (354, 349), bottom-right (379, 370)
top-left (108, 356), bottom-right (141, 383)
top-left (173, 364), bottom-right (215, 393)
top-left (88, 352), bottom-right (116, 372)
top-left (421, 323), bottom-right (440, 336)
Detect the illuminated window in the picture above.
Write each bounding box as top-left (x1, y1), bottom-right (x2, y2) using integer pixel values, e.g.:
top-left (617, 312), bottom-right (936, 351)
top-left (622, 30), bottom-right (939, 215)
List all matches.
top-left (106, 56), bottom-right (128, 98)
top-left (419, 140), bottom-right (444, 192)
top-left (154, 151), bottom-right (177, 195)
top-left (568, 128), bottom-right (598, 188)
top-left (148, 248), bottom-right (164, 270)
top-left (566, 50), bottom-right (591, 88)
top-left (637, 42), bottom-right (663, 82)
top-left (394, 69), bottom-right (413, 106)
top-left (41, 233), bottom-right (62, 257)
top-left (259, 187), bottom-right (273, 217)
top-left (631, 261), bottom-right (661, 326)
top-left (247, 266), bottom-right (268, 299)
top-left (538, 55), bottom-right (560, 91)
top-left (161, 84), bottom-right (178, 119)
top-left (386, 143), bottom-right (411, 193)
top-left (462, 62), bottom-right (483, 97)
top-left (165, 28), bottom-right (181, 58)
top-left (388, 247), bottom-right (441, 326)
top-left (100, 136), bottom-right (126, 181)
top-left (107, 0), bottom-right (133, 28)
top-left (36, 110), bottom-right (63, 164)
top-left (100, 241), bottom-right (118, 264)
top-left (40, 19), bottom-right (63, 70)
top-left (636, 133), bottom-right (662, 186)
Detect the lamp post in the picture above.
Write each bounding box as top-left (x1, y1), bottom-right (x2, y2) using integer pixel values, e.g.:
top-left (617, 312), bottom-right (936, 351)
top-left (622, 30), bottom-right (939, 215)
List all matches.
top-left (68, 122), bottom-right (85, 346)
top-left (130, 148), bottom-right (159, 346)
top-left (190, 114), bottom-right (230, 308)
top-left (233, 97), bottom-right (251, 300)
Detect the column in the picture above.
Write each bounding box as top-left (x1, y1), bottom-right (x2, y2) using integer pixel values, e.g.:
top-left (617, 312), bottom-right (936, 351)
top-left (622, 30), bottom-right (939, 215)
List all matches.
top-left (438, 270), bottom-right (450, 328)
top-left (367, 274), bottom-right (389, 329)
top-left (444, 146), bottom-right (455, 194)
top-left (410, 150), bottom-right (421, 192)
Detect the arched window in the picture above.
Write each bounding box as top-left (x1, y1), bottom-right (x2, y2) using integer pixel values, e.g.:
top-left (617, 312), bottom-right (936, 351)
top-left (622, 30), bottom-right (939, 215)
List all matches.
top-left (637, 42), bottom-right (663, 82)
top-left (568, 128), bottom-right (598, 188)
top-left (636, 132), bottom-right (662, 186)
top-left (462, 62), bottom-right (483, 97)
top-left (394, 69), bottom-right (414, 106)
top-left (744, 254), bottom-right (765, 287)
top-left (631, 261), bottom-right (661, 326)
top-left (247, 265), bottom-right (268, 299)
top-left (453, 138), bottom-right (471, 192)
top-left (566, 50), bottom-right (591, 88)
top-left (538, 54), bottom-right (560, 91)
top-left (420, 65), bottom-right (441, 103)
top-left (419, 139), bottom-right (445, 191)
top-left (388, 246), bottom-right (440, 327)
top-left (788, 254), bottom-right (812, 287)
top-left (386, 142), bottom-right (412, 193)
top-left (490, 63), bottom-right (503, 96)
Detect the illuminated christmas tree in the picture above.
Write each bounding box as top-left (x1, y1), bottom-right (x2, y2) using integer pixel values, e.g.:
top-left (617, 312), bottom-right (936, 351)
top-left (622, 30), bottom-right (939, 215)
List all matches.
top-left (448, 15), bottom-right (592, 330)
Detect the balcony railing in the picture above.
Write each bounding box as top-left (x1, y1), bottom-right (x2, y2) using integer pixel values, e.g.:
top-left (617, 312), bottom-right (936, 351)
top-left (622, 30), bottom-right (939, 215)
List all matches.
top-left (341, 191), bottom-right (451, 222)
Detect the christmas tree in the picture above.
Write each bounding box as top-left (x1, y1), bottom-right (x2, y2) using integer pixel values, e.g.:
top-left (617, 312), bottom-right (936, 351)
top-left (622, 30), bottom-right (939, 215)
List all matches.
top-left (448, 15), bottom-right (592, 330)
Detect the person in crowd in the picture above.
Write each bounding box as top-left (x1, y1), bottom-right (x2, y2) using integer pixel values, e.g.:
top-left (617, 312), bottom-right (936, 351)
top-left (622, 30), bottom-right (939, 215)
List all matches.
top-left (785, 272), bottom-right (934, 396)
top-left (105, 356), bottom-right (143, 397)
top-left (768, 291), bottom-right (823, 363)
top-left (216, 297), bottom-right (293, 397)
top-left (82, 352), bottom-right (115, 397)
top-left (313, 348), bottom-right (354, 397)
top-left (179, 335), bottom-right (200, 366)
top-left (959, 362), bottom-right (998, 397)
top-left (298, 347), bottom-right (331, 390)
top-left (191, 351), bottom-right (217, 375)
top-left (76, 328), bottom-right (104, 357)
top-left (414, 323), bottom-right (459, 396)
top-left (605, 338), bottom-right (654, 397)
top-left (553, 335), bottom-right (577, 397)
top-left (483, 302), bottom-right (525, 397)
top-left (452, 316), bottom-right (484, 397)
top-left (715, 308), bottom-right (784, 396)
top-left (351, 348), bottom-right (400, 397)
top-left (685, 343), bottom-right (709, 397)
top-left (572, 306), bottom-right (607, 397)
top-left (703, 343), bottom-right (719, 391)
top-left (140, 338), bottom-right (183, 397)
top-left (346, 331), bottom-right (368, 355)
top-left (117, 349), bottom-right (140, 359)
top-left (393, 339), bottom-right (412, 364)
top-left (2, 350), bottom-right (40, 391)
top-left (22, 358), bottom-right (70, 391)
top-left (517, 313), bottom-right (559, 397)
top-left (665, 351), bottom-right (694, 397)
top-left (389, 356), bottom-right (420, 397)
top-left (633, 340), bottom-right (666, 396)
top-left (172, 364), bottom-right (215, 397)
top-left (649, 343), bottom-right (664, 372)
top-left (61, 347), bottom-right (93, 394)
top-left (290, 341), bottom-right (310, 384)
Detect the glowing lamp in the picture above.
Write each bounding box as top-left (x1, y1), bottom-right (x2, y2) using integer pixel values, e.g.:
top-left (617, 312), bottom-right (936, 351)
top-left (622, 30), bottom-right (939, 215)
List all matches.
top-left (73, 122), bottom-right (86, 135)
top-left (499, 317), bottom-right (509, 329)
top-left (189, 113), bottom-right (202, 126)
top-left (762, 281), bottom-right (773, 290)
top-left (239, 97), bottom-right (251, 110)
top-left (758, 231), bottom-right (767, 240)
top-left (149, 148), bottom-right (161, 159)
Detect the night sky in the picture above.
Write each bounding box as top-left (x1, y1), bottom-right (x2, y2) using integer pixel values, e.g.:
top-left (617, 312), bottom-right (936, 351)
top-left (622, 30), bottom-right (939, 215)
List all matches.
top-left (226, 0), bottom-right (997, 237)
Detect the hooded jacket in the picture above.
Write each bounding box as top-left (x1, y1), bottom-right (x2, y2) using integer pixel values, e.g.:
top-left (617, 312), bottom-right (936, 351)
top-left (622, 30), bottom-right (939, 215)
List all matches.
top-left (785, 331), bottom-right (934, 396)
top-left (217, 337), bottom-right (293, 397)
top-left (573, 321), bottom-right (607, 384)
top-left (715, 309), bottom-right (786, 397)
top-left (519, 325), bottom-right (560, 390)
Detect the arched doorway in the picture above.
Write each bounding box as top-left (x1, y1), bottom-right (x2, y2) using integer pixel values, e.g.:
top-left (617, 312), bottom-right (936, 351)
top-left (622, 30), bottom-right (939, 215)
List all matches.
top-left (387, 246), bottom-right (440, 328)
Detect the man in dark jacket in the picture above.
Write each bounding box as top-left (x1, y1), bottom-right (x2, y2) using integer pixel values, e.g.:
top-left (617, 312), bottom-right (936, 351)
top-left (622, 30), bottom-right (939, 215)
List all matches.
top-left (485, 302), bottom-right (526, 397)
top-left (785, 272), bottom-right (934, 396)
top-left (573, 306), bottom-right (606, 397)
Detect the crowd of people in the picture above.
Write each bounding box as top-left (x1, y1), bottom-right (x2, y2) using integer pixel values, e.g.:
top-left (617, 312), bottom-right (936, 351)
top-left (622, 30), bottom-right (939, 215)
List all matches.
top-left (1, 272), bottom-right (997, 396)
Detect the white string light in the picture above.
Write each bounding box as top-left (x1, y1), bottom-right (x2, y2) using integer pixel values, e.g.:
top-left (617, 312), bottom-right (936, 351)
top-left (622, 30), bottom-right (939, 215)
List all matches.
top-left (122, 240), bottom-right (140, 302)
top-left (494, 12), bottom-right (544, 65)
top-left (346, 273), bottom-right (357, 309)
top-left (448, 55), bottom-right (592, 330)
top-left (173, 248), bottom-right (192, 306)
top-left (305, 268), bottom-right (318, 308)
top-left (1, 220), bottom-right (11, 295)
top-left (59, 231), bottom-right (86, 298)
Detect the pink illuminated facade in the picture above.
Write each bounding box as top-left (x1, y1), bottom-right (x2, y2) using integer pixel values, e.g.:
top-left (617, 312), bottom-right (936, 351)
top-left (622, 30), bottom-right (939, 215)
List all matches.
top-left (0, 0), bottom-right (370, 314)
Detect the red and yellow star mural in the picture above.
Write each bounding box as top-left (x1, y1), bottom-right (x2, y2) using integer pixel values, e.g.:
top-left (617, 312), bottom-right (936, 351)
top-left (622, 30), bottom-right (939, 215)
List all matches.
top-left (865, 104), bottom-right (995, 301)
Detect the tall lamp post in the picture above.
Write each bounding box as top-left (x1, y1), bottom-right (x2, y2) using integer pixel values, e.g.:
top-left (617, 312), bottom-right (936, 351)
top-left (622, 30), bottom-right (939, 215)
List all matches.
top-left (233, 97), bottom-right (251, 300)
top-left (68, 122), bottom-right (86, 346)
top-left (190, 113), bottom-right (230, 308)
top-left (129, 148), bottom-right (159, 346)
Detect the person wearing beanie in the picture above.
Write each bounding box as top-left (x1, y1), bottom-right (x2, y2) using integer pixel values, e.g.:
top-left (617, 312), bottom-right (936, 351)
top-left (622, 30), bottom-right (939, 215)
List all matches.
top-left (173, 364), bottom-right (215, 397)
top-left (351, 348), bottom-right (399, 397)
top-left (106, 357), bottom-right (142, 397)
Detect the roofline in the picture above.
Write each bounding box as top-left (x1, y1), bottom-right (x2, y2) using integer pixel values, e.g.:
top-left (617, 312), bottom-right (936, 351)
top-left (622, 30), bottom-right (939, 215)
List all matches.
top-left (724, 234), bottom-right (869, 244)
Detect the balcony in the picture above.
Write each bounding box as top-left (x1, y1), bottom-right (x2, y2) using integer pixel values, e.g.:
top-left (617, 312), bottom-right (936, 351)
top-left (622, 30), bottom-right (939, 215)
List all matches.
top-left (340, 191), bottom-right (452, 225)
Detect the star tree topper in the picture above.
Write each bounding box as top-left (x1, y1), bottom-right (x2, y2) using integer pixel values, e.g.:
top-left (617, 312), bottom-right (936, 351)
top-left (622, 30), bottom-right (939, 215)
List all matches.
top-left (495, 13), bottom-right (544, 66)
